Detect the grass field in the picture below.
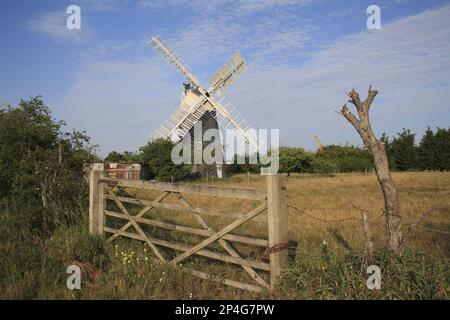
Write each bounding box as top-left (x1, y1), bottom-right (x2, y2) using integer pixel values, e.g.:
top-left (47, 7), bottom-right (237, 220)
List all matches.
top-left (209, 171), bottom-right (450, 257)
top-left (1, 172), bottom-right (449, 299)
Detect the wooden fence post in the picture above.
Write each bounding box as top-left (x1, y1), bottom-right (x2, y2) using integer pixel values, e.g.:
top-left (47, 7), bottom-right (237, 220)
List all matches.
top-left (266, 174), bottom-right (288, 290)
top-left (362, 213), bottom-right (374, 261)
top-left (89, 165), bottom-right (105, 235)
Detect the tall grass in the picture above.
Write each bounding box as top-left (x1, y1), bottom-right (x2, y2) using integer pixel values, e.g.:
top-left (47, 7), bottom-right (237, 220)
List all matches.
top-left (1, 172), bottom-right (449, 299)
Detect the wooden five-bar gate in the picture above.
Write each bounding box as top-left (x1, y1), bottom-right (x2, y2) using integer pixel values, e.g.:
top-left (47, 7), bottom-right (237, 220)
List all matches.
top-left (89, 168), bottom-right (288, 292)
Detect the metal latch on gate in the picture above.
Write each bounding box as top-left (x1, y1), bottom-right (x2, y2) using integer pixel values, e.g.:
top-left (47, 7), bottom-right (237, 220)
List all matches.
top-left (264, 242), bottom-right (289, 256)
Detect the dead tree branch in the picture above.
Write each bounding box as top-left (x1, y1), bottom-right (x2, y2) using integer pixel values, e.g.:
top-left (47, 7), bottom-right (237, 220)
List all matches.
top-left (339, 86), bottom-right (403, 252)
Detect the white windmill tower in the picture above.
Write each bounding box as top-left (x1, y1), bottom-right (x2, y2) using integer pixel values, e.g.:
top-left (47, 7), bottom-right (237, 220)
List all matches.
top-left (150, 36), bottom-right (258, 178)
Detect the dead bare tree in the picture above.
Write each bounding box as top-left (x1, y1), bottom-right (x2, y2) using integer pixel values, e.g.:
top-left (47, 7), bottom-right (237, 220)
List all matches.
top-left (339, 86), bottom-right (402, 252)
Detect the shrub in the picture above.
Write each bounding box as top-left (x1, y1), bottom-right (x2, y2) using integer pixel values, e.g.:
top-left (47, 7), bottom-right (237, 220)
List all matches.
top-left (140, 138), bottom-right (192, 181)
top-left (0, 97), bottom-right (97, 236)
top-left (316, 145), bottom-right (373, 172)
top-left (309, 158), bottom-right (337, 176)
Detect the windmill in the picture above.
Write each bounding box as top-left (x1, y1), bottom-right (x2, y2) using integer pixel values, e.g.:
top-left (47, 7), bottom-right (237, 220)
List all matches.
top-left (149, 36), bottom-right (258, 178)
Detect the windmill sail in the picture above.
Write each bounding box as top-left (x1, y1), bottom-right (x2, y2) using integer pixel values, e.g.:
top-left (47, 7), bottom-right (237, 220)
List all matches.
top-left (209, 52), bottom-right (246, 96)
top-left (150, 36), bottom-right (201, 89)
top-left (152, 99), bottom-right (207, 142)
top-left (211, 96), bottom-right (258, 155)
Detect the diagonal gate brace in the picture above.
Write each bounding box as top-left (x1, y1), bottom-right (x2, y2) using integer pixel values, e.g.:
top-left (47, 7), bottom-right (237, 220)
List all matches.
top-left (170, 202), bottom-right (267, 266)
top-left (177, 194), bottom-right (270, 289)
top-left (107, 188), bottom-right (166, 262)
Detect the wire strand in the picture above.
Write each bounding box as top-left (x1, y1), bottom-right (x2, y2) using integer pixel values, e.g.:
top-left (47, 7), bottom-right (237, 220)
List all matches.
top-left (287, 203), bottom-right (363, 223)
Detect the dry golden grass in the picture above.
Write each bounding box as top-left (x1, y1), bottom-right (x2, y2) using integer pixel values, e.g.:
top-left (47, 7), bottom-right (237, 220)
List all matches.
top-left (203, 171), bottom-right (450, 257)
top-left (112, 171), bottom-right (449, 296)
top-left (127, 172), bottom-right (449, 256)
top-left (3, 172), bottom-right (447, 300)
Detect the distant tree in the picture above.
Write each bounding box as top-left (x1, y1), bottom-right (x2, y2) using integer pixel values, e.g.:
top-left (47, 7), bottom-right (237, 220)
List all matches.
top-left (316, 145), bottom-right (372, 172)
top-left (415, 127), bottom-right (450, 171)
top-left (227, 148), bottom-right (336, 176)
top-left (105, 150), bottom-right (139, 163)
top-left (140, 138), bottom-right (192, 181)
top-left (105, 151), bottom-right (124, 162)
top-left (279, 147), bottom-right (314, 175)
top-left (433, 127), bottom-right (450, 171)
top-left (391, 129), bottom-right (417, 171)
top-left (380, 133), bottom-right (396, 169)
top-left (226, 154), bottom-right (261, 174)
top-left (309, 157), bottom-right (337, 175)
top-left (417, 127), bottom-right (436, 170)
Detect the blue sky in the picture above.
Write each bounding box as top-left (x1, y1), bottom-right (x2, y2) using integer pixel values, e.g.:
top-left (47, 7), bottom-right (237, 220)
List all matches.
top-left (1, 0), bottom-right (450, 156)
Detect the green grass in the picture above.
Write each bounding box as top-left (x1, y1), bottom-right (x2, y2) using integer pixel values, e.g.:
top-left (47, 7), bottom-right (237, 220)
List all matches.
top-left (1, 220), bottom-right (448, 299)
top-left (1, 172), bottom-right (449, 299)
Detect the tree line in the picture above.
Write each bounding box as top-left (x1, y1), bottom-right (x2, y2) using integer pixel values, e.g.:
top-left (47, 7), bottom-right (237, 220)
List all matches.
top-left (5, 99), bottom-right (443, 191)
top-left (382, 127), bottom-right (450, 171)
top-left (104, 126), bottom-right (449, 181)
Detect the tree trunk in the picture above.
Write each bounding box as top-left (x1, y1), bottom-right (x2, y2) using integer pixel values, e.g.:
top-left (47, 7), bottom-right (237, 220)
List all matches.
top-left (339, 86), bottom-right (402, 251)
top-left (372, 141), bottom-right (402, 250)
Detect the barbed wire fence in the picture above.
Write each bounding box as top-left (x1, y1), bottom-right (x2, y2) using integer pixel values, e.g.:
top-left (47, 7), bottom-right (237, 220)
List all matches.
top-left (284, 182), bottom-right (449, 263)
top-left (207, 175), bottom-right (448, 261)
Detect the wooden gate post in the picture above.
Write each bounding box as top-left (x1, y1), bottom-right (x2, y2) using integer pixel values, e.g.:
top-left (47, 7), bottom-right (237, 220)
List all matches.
top-left (266, 174), bottom-right (288, 290)
top-left (89, 164), bottom-right (105, 235)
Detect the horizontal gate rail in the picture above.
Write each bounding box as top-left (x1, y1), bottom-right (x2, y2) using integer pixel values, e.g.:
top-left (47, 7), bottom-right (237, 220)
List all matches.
top-left (104, 227), bottom-right (270, 271)
top-left (101, 178), bottom-right (267, 201)
top-left (89, 169), bottom-right (288, 293)
top-left (104, 194), bottom-right (266, 222)
top-left (104, 210), bottom-right (268, 247)
top-left (169, 203), bottom-right (267, 265)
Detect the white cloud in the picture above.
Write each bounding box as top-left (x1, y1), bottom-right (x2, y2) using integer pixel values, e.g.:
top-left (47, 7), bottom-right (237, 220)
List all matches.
top-left (137, 0), bottom-right (312, 14)
top-left (54, 4), bottom-right (450, 155)
top-left (28, 10), bottom-right (92, 43)
top-left (80, 0), bottom-right (129, 12)
top-left (233, 0), bottom-right (313, 14)
top-left (138, 0), bottom-right (317, 76)
top-left (226, 5), bottom-right (450, 148)
top-left (392, 0), bottom-right (411, 5)
top-left (160, 9), bottom-right (314, 72)
top-left (53, 58), bottom-right (180, 155)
